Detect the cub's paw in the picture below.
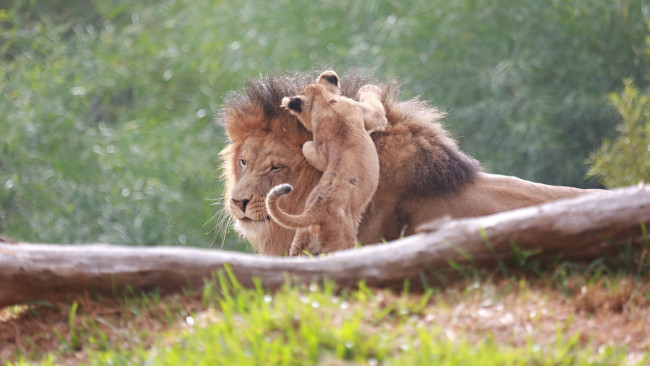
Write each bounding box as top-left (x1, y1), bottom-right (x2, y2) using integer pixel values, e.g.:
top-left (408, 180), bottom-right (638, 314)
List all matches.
top-left (289, 243), bottom-right (321, 257)
top-left (289, 244), bottom-right (304, 256)
top-left (365, 117), bottom-right (388, 134)
top-left (357, 84), bottom-right (382, 99)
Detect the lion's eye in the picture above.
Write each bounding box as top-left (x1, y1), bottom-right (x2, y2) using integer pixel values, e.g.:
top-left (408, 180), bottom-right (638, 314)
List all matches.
top-left (269, 166), bottom-right (281, 173)
top-left (239, 159), bottom-right (246, 168)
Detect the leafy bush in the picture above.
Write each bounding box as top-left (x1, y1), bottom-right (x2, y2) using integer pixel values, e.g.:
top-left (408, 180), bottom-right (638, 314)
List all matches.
top-left (588, 79), bottom-right (650, 187)
top-left (387, 1), bottom-right (649, 187)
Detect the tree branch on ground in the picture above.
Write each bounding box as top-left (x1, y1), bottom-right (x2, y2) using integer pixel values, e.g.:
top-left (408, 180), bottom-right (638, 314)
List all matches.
top-left (1, 184), bottom-right (649, 307)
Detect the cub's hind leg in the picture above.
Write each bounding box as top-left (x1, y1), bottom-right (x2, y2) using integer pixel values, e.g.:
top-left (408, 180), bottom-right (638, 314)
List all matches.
top-left (319, 218), bottom-right (357, 254)
top-left (356, 85), bottom-right (388, 133)
top-left (289, 228), bottom-right (311, 256)
top-left (289, 226), bottom-right (323, 256)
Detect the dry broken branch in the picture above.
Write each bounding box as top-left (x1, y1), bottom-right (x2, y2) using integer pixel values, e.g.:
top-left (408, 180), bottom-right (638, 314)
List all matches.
top-left (1, 185), bottom-right (649, 307)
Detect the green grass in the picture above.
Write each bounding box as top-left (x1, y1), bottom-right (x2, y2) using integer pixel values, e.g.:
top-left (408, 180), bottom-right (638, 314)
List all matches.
top-left (5, 260), bottom-right (650, 365)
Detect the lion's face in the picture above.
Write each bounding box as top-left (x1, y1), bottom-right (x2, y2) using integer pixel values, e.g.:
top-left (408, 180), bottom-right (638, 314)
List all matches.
top-left (229, 134), bottom-right (289, 222)
top-left (221, 108), bottom-right (322, 255)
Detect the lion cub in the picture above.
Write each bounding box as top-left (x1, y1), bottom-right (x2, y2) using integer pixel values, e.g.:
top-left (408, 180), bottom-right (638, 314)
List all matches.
top-left (266, 70), bottom-right (387, 256)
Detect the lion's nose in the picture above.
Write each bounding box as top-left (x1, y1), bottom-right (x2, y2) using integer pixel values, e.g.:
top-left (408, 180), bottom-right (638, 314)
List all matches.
top-left (232, 198), bottom-right (249, 212)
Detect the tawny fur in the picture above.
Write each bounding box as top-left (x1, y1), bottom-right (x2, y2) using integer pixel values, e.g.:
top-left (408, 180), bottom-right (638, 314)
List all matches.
top-left (265, 71), bottom-right (386, 255)
top-left (218, 69), bottom-right (602, 256)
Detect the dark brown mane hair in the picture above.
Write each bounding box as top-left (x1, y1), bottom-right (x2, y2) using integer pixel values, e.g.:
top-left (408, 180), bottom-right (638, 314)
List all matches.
top-left (218, 68), bottom-right (480, 196)
top-left (381, 96), bottom-right (482, 196)
top-left (219, 68), bottom-right (384, 125)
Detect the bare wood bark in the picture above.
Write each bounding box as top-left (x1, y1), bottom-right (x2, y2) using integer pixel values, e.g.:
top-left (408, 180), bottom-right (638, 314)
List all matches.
top-left (1, 185), bottom-right (649, 307)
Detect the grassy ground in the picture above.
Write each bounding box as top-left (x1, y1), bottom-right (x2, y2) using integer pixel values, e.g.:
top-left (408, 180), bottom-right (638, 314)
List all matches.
top-left (2, 258), bottom-right (650, 365)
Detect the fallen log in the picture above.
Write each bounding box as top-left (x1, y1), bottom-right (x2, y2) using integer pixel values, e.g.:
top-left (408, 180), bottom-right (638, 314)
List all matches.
top-left (1, 185), bottom-right (649, 307)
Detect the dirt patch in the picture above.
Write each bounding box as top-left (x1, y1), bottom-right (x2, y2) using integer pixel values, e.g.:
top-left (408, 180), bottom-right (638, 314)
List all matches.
top-left (420, 277), bottom-right (650, 362)
top-left (0, 292), bottom-right (203, 365)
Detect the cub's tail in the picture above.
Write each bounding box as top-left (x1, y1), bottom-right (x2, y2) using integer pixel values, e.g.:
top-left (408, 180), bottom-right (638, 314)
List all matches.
top-left (266, 184), bottom-right (319, 229)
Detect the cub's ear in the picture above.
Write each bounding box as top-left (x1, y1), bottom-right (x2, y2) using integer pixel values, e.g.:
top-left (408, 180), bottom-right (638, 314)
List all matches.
top-left (288, 98), bottom-right (303, 113)
top-left (281, 96), bottom-right (304, 113)
top-left (317, 70), bottom-right (339, 88)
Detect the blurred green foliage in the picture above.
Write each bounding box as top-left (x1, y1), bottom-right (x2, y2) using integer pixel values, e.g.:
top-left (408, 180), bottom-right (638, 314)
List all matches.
top-left (0, 0), bottom-right (648, 248)
top-left (0, 0), bottom-right (244, 248)
top-left (588, 78), bottom-right (650, 187)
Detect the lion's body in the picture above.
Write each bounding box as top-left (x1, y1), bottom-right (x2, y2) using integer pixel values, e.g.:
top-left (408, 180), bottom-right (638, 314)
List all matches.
top-left (265, 71), bottom-right (386, 255)
top-left (358, 172), bottom-right (599, 242)
top-left (219, 69), bottom-right (600, 256)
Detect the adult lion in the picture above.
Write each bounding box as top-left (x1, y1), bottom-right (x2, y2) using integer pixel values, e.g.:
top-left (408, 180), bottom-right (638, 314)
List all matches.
top-left (219, 69), bottom-right (599, 256)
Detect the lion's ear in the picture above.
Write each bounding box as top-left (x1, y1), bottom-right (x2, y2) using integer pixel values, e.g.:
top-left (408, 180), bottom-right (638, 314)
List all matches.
top-left (317, 71), bottom-right (339, 88)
